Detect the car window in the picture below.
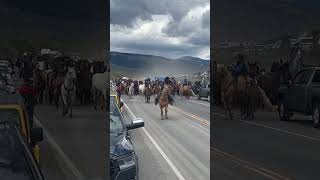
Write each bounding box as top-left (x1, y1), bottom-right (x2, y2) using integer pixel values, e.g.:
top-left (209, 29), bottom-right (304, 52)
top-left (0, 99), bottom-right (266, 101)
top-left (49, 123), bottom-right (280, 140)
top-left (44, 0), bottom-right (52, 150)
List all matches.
top-left (312, 71), bottom-right (320, 83)
top-left (0, 109), bottom-right (21, 126)
top-left (294, 70), bottom-right (313, 84)
top-left (110, 101), bottom-right (124, 132)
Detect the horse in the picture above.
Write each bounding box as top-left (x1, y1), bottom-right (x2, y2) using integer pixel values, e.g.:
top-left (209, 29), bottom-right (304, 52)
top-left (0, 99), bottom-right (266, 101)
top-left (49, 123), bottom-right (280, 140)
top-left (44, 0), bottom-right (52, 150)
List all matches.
top-left (129, 83), bottom-right (134, 99)
top-left (139, 84), bottom-right (145, 96)
top-left (144, 84), bottom-right (152, 103)
top-left (159, 85), bottom-right (171, 120)
top-left (216, 64), bottom-right (252, 120)
top-left (179, 84), bottom-right (192, 99)
top-left (92, 71), bottom-right (107, 110)
top-left (257, 61), bottom-right (290, 105)
top-left (60, 66), bottom-right (77, 117)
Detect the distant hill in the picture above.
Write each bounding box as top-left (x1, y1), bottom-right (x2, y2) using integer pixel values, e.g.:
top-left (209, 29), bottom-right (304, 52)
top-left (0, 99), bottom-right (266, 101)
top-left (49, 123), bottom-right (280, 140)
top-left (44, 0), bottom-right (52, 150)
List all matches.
top-left (110, 52), bottom-right (210, 79)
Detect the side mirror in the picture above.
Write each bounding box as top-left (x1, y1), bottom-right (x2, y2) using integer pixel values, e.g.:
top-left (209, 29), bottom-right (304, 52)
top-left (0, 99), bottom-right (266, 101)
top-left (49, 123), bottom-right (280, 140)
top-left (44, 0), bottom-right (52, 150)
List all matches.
top-left (30, 127), bottom-right (43, 143)
top-left (127, 118), bottom-right (144, 130)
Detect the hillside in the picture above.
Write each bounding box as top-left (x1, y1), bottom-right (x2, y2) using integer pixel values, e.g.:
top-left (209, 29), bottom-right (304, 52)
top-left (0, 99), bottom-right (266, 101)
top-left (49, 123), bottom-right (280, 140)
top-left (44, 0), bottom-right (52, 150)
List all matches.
top-left (110, 52), bottom-right (210, 79)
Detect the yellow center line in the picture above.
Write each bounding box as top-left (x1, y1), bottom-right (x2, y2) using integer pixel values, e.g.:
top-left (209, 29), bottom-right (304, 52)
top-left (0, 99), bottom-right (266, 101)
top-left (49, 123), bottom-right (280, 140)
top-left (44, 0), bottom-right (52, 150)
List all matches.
top-left (170, 106), bottom-right (210, 125)
top-left (212, 147), bottom-right (292, 180)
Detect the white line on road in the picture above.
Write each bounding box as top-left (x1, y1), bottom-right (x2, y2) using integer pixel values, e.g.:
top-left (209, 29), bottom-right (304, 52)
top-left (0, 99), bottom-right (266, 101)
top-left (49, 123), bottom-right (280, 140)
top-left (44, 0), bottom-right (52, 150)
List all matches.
top-left (34, 116), bottom-right (85, 180)
top-left (122, 99), bottom-right (186, 180)
top-left (189, 100), bottom-right (210, 107)
top-left (213, 112), bottom-right (320, 143)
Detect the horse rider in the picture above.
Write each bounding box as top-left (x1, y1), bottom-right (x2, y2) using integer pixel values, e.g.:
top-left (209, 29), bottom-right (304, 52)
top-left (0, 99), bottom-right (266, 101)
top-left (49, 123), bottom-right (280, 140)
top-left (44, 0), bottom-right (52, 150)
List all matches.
top-left (18, 78), bottom-right (38, 128)
top-left (231, 54), bottom-right (248, 81)
top-left (155, 77), bottom-right (174, 105)
top-left (183, 78), bottom-right (188, 86)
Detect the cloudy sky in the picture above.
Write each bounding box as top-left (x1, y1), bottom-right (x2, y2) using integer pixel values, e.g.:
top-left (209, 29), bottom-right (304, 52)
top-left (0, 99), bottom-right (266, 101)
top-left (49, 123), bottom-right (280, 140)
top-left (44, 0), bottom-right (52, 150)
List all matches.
top-left (110, 0), bottom-right (210, 60)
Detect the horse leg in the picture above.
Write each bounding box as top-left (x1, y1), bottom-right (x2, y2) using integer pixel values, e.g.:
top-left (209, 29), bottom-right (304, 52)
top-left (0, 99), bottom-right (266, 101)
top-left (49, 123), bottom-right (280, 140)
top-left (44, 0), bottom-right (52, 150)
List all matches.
top-left (165, 106), bottom-right (168, 119)
top-left (161, 107), bottom-right (164, 120)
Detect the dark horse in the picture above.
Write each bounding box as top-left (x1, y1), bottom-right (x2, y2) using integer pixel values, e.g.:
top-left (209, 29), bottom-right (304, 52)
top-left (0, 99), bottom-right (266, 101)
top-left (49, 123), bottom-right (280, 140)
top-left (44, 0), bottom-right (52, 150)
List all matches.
top-left (77, 60), bottom-right (92, 105)
top-left (257, 61), bottom-right (291, 105)
top-left (144, 84), bottom-right (152, 103)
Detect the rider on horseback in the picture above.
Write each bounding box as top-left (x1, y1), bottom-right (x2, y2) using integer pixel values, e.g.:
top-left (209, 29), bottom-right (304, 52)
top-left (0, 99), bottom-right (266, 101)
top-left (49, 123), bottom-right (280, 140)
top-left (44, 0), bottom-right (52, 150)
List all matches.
top-left (155, 77), bottom-right (174, 105)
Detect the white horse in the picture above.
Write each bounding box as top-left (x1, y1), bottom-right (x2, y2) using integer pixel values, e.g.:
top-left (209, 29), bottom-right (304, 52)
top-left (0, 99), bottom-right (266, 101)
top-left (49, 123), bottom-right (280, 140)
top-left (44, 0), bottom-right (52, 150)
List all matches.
top-left (60, 67), bottom-right (77, 118)
top-left (92, 71), bottom-right (107, 110)
top-left (129, 83), bottom-right (134, 98)
top-left (139, 84), bottom-right (145, 96)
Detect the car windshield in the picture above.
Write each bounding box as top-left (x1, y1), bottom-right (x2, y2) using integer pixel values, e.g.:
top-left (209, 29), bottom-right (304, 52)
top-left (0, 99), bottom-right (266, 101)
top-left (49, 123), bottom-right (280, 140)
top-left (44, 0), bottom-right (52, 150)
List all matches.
top-left (110, 101), bottom-right (124, 132)
top-left (0, 109), bottom-right (20, 126)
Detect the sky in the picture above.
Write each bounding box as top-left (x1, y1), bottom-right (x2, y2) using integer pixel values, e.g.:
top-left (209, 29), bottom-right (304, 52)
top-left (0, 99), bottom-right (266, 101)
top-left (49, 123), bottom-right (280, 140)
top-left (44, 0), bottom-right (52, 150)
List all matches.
top-left (213, 0), bottom-right (320, 43)
top-left (110, 0), bottom-right (210, 60)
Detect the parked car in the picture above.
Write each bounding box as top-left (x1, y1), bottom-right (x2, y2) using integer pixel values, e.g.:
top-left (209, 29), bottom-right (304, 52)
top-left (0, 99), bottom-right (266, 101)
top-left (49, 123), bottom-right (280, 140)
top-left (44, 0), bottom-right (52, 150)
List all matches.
top-left (197, 83), bottom-right (210, 101)
top-left (110, 98), bottom-right (144, 180)
top-left (278, 67), bottom-right (320, 128)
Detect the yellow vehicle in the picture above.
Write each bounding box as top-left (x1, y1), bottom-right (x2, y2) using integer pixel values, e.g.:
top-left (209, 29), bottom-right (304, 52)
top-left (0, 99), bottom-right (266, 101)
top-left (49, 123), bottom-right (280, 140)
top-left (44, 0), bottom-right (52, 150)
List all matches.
top-left (0, 94), bottom-right (43, 164)
top-left (110, 93), bottom-right (123, 111)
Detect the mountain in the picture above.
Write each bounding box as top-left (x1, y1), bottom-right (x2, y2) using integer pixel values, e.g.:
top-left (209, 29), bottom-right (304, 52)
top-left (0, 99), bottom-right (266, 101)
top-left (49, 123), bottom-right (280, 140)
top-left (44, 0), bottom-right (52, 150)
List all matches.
top-left (110, 52), bottom-right (210, 79)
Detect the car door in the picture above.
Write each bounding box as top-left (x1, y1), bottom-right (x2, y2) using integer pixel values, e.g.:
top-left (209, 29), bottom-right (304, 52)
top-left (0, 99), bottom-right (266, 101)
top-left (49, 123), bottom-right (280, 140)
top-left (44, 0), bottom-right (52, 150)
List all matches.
top-left (288, 70), bottom-right (314, 111)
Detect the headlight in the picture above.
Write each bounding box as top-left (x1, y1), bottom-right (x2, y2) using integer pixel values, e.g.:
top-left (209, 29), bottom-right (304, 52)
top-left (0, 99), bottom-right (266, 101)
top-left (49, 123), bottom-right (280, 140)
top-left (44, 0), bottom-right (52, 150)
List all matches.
top-left (117, 153), bottom-right (135, 170)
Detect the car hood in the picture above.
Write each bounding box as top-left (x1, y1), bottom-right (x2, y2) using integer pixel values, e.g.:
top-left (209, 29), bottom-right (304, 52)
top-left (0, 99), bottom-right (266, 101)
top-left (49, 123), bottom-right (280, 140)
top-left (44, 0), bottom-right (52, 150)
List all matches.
top-left (110, 132), bottom-right (134, 160)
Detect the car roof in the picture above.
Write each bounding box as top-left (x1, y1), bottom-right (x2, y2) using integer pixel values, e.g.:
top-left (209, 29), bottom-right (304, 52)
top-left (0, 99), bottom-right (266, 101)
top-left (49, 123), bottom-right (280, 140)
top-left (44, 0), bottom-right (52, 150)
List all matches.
top-left (0, 94), bottom-right (22, 105)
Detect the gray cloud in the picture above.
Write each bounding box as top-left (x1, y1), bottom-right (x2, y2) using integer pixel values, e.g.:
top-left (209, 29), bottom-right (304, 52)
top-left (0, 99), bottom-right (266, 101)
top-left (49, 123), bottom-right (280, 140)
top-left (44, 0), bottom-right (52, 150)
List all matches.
top-left (111, 0), bottom-right (210, 59)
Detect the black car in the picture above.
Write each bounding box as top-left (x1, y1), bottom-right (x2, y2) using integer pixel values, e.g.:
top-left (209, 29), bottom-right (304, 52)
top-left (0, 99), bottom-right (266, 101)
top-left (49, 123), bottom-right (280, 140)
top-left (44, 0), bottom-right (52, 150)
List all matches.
top-left (0, 122), bottom-right (44, 180)
top-left (110, 100), bottom-right (144, 180)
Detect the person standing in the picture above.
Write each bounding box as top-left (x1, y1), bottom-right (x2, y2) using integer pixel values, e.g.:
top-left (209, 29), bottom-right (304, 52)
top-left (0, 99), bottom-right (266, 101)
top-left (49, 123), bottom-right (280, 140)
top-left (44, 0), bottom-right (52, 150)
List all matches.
top-left (18, 78), bottom-right (38, 128)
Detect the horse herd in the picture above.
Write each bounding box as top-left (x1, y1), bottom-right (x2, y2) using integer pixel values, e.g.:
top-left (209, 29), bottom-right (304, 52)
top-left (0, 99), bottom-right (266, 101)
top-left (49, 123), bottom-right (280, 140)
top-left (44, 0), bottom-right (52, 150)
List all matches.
top-left (30, 57), bottom-right (107, 118)
top-left (213, 61), bottom-right (291, 120)
top-left (116, 79), bottom-right (196, 120)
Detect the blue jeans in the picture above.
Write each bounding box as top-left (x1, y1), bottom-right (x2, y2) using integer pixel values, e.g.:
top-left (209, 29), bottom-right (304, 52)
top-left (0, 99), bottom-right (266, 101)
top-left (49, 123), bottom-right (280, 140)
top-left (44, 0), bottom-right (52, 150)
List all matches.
top-left (26, 105), bottom-right (34, 128)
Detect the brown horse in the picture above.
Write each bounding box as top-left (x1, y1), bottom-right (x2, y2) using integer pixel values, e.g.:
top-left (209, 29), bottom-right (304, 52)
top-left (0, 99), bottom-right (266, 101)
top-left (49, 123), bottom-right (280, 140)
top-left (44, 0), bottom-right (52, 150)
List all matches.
top-left (179, 84), bottom-right (192, 99)
top-left (216, 64), bottom-right (253, 120)
top-left (159, 85), bottom-right (171, 120)
top-left (144, 84), bottom-right (152, 103)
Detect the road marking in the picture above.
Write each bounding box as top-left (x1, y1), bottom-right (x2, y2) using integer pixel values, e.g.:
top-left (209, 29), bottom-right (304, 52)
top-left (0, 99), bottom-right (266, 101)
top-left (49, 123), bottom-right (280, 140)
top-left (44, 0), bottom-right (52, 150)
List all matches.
top-left (171, 106), bottom-right (210, 125)
top-left (212, 147), bottom-right (291, 180)
top-left (34, 116), bottom-right (85, 180)
top-left (189, 100), bottom-right (210, 107)
top-left (213, 112), bottom-right (320, 143)
top-left (122, 99), bottom-right (186, 180)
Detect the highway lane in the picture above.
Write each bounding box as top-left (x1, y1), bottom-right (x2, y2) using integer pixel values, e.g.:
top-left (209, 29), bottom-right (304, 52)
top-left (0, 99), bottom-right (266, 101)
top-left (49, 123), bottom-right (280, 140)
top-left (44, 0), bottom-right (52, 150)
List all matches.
top-left (121, 95), bottom-right (210, 180)
top-left (35, 104), bottom-right (106, 180)
top-left (213, 106), bottom-right (320, 180)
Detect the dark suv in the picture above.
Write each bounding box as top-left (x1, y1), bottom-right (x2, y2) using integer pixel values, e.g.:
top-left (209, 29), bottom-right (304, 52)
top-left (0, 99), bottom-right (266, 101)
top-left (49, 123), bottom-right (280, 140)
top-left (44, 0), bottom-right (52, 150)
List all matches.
top-left (110, 99), bottom-right (144, 180)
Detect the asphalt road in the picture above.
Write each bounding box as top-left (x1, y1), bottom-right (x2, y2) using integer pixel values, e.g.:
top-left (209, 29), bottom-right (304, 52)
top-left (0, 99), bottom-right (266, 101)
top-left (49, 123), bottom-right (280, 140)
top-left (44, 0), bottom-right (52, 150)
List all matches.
top-left (35, 103), bottom-right (106, 180)
top-left (121, 95), bottom-right (210, 180)
top-left (213, 106), bottom-right (320, 180)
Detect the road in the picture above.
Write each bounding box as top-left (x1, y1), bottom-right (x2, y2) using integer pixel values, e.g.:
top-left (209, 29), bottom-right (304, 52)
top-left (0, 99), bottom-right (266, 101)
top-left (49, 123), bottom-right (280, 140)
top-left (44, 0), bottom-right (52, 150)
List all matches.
top-left (213, 106), bottom-right (320, 180)
top-left (35, 103), bottom-right (106, 180)
top-left (121, 95), bottom-right (210, 180)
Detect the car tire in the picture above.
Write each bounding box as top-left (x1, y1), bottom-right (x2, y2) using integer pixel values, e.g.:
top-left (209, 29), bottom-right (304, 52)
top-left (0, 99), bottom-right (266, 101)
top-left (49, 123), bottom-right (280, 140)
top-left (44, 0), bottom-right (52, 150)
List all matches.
top-left (313, 102), bottom-right (320, 128)
top-left (197, 94), bottom-right (201, 100)
top-left (278, 102), bottom-right (289, 121)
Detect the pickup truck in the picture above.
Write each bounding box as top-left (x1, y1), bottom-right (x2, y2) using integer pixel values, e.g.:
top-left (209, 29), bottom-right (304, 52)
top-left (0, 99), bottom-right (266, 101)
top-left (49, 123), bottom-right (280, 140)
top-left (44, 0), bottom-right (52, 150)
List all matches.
top-left (278, 67), bottom-right (320, 128)
top-left (197, 83), bottom-right (210, 101)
